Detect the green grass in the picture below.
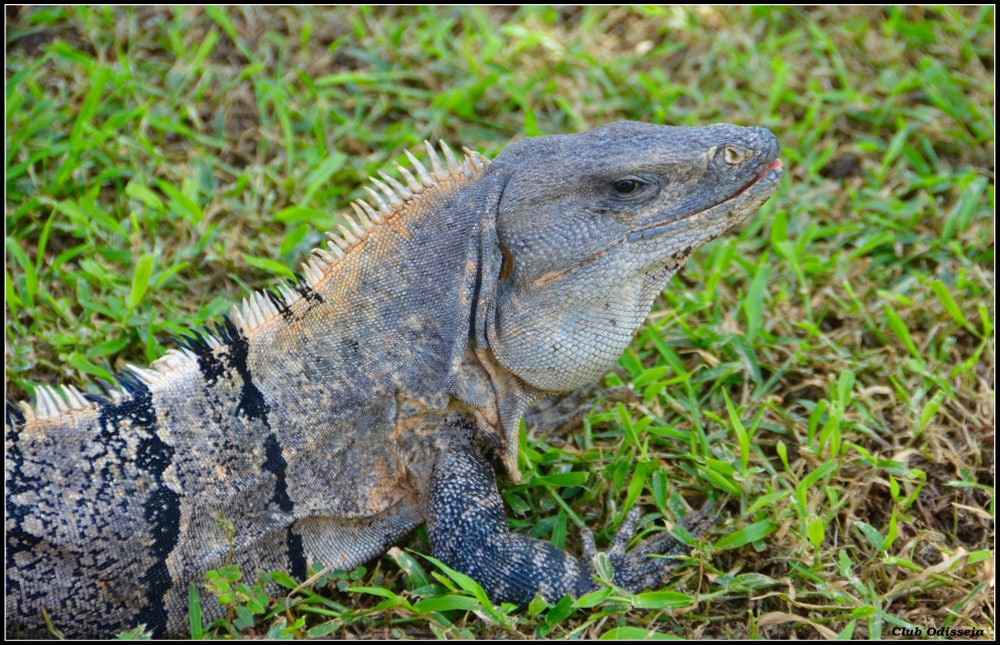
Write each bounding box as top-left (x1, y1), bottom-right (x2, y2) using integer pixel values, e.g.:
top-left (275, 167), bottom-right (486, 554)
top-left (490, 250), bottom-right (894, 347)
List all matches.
top-left (5, 5), bottom-right (994, 640)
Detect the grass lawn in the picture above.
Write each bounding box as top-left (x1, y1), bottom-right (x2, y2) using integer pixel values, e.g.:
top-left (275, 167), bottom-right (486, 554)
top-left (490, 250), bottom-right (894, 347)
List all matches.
top-left (5, 6), bottom-right (993, 639)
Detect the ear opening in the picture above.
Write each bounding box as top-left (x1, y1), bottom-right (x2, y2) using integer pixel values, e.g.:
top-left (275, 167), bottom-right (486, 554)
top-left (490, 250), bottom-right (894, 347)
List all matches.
top-left (498, 242), bottom-right (515, 282)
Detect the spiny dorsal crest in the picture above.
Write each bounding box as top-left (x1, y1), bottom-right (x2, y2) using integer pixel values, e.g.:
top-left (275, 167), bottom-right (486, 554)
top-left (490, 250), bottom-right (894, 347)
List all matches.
top-left (233, 140), bottom-right (488, 331)
top-left (301, 141), bottom-right (488, 287)
top-left (10, 140), bottom-right (490, 422)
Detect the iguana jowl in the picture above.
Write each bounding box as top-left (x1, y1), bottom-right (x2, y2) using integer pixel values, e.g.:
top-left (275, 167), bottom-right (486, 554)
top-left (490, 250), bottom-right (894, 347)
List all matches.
top-left (6, 121), bottom-right (783, 637)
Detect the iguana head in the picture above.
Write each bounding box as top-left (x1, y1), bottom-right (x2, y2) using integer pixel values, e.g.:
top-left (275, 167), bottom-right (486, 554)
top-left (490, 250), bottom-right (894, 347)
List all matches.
top-left (485, 121), bottom-right (783, 392)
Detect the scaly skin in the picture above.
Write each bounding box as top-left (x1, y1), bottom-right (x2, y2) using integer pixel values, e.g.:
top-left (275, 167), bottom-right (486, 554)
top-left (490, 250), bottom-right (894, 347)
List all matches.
top-left (6, 122), bottom-right (782, 637)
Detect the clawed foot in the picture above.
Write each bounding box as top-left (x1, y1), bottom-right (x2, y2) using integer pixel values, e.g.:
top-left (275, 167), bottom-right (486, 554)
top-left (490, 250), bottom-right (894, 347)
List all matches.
top-left (581, 506), bottom-right (713, 592)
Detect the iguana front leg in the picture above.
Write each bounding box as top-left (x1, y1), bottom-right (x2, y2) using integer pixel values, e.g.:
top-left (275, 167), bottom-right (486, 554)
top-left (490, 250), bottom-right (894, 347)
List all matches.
top-left (426, 438), bottom-right (693, 605)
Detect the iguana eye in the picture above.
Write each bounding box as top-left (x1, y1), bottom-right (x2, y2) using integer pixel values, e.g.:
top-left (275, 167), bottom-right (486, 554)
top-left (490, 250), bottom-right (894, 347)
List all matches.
top-left (609, 176), bottom-right (650, 197)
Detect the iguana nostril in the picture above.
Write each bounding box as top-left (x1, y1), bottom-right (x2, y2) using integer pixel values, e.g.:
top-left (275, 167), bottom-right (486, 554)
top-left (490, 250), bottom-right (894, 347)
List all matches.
top-left (723, 145), bottom-right (749, 164)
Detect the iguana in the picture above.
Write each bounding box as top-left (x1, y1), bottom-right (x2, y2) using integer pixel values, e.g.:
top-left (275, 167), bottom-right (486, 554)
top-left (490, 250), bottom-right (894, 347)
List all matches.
top-left (5, 121), bottom-right (783, 638)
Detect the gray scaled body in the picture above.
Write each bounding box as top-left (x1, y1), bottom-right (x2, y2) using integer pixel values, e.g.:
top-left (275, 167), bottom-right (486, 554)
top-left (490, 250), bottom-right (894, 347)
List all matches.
top-left (5, 121), bottom-right (783, 637)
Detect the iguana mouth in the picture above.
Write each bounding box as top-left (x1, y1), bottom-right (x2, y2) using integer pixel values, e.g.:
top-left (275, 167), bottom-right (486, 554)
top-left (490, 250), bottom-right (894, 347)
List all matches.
top-left (538, 158), bottom-right (784, 285)
top-left (734, 158), bottom-right (784, 198)
top-left (627, 157), bottom-right (783, 243)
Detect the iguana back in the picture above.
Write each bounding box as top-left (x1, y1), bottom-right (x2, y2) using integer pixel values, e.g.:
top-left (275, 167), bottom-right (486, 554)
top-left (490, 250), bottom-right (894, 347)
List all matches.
top-left (6, 122), bottom-right (782, 637)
